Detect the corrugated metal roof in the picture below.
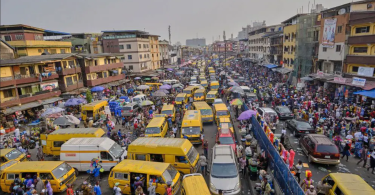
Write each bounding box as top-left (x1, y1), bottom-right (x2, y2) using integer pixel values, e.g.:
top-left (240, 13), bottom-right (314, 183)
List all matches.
top-left (0, 53), bottom-right (79, 66)
top-left (49, 128), bottom-right (101, 135)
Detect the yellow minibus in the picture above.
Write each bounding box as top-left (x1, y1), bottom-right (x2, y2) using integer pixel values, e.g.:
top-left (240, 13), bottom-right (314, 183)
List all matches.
top-left (182, 173), bottom-right (210, 195)
top-left (0, 149), bottom-right (27, 164)
top-left (175, 93), bottom-right (188, 105)
top-left (145, 117), bottom-right (168, 137)
top-left (161, 104), bottom-right (176, 122)
top-left (321, 173), bottom-right (375, 195)
top-left (210, 81), bottom-right (220, 91)
top-left (81, 100), bottom-right (108, 121)
top-left (206, 91), bottom-right (218, 104)
top-left (213, 103), bottom-right (230, 125)
top-left (192, 101), bottom-right (213, 123)
top-left (193, 89), bottom-right (206, 101)
top-left (183, 86), bottom-right (198, 98)
top-left (181, 110), bottom-right (203, 144)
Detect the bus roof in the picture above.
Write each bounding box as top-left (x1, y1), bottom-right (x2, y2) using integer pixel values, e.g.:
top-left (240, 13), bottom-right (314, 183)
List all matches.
top-left (182, 174), bottom-right (210, 194)
top-left (214, 103), bottom-right (228, 111)
top-left (211, 81), bottom-right (219, 84)
top-left (329, 173), bottom-right (375, 193)
top-left (162, 104), bottom-right (174, 110)
top-left (81, 100), bottom-right (107, 109)
top-left (193, 101), bottom-right (211, 109)
top-left (183, 110), bottom-right (201, 121)
top-left (195, 89), bottom-right (205, 93)
top-left (0, 148), bottom-right (16, 155)
top-left (49, 128), bottom-right (104, 135)
top-left (184, 86), bottom-right (196, 90)
top-left (129, 138), bottom-right (192, 155)
top-left (207, 91), bottom-right (218, 95)
top-left (63, 137), bottom-right (113, 147)
top-left (177, 93), bottom-right (187, 97)
top-left (147, 117), bottom-right (166, 127)
top-left (5, 161), bottom-right (65, 172)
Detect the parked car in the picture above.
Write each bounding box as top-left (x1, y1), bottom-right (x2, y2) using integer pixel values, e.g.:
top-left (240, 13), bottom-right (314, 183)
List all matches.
top-left (209, 145), bottom-right (241, 194)
top-left (285, 119), bottom-right (315, 137)
top-left (274, 106), bottom-right (294, 119)
top-left (216, 128), bottom-right (236, 153)
top-left (299, 134), bottom-right (340, 165)
top-left (121, 103), bottom-right (141, 116)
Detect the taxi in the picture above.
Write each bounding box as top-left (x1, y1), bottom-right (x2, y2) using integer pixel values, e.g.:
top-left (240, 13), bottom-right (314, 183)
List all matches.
top-left (0, 148), bottom-right (27, 164)
top-left (175, 93), bottom-right (188, 105)
top-left (218, 117), bottom-right (234, 133)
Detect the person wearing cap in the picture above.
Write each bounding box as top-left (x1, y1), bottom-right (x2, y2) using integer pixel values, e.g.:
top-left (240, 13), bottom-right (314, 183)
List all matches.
top-left (113, 182), bottom-right (122, 195)
top-left (300, 172), bottom-right (314, 193)
top-left (305, 185), bottom-right (317, 195)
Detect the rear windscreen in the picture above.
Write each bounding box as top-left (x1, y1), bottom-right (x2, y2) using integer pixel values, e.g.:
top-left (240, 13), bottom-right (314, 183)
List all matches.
top-left (316, 145), bottom-right (338, 153)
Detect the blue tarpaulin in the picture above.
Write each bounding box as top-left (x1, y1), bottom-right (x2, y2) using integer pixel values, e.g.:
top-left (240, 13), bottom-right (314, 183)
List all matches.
top-left (353, 89), bottom-right (375, 98)
top-left (264, 64), bottom-right (278, 69)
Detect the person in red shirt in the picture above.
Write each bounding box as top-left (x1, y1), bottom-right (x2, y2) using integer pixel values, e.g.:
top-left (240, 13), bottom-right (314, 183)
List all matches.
top-left (134, 122), bottom-right (138, 130)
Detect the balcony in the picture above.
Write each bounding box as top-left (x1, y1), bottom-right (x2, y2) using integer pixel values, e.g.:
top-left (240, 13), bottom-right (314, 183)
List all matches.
top-left (19, 89), bottom-right (61, 104)
top-left (7, 40), bottom-right (72, 48)
top-left (348, 35), bottom-right (375, 45)
top-left (0, 76), bottom-right (16, 88)
top-left (0, 97), bottom-right (21, 109)
top-left (86, 74), bottom-right (125, 87)
top-left (14, 73), bottom-right (59, 85)
top-left (59, 81), bottom-right (84, 92)
top-left (57, 66), bottom-right (82, 76)
top-left (84, 62), bottom-right (123, 73)
top-left (346, 55), bottom-right (375, 65)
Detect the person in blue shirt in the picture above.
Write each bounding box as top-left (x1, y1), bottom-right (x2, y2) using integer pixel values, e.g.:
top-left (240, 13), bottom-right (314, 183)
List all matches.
top-left (167, 117), bottom-right (172, 130)
top-left (117, 129), bottom-right (122, 138)
top-left (93, 166), bottom-right (100, 182)
top-left (93, 181), bottom-right (102, 195)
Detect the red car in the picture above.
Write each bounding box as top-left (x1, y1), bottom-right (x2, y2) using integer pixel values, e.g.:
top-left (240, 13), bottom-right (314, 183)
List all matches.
top-left (216, 127), bottom-right (236, 153)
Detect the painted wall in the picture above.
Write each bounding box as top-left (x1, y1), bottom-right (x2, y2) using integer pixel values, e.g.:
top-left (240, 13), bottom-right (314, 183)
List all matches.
top-left (0, 67), bottom-right (13, 77)
top-left (283, 24), bottom-right (297, 69)
top-left (318, 43), bottom-right (346, 61)
top-left (0, 89), bottom-right (16, 102)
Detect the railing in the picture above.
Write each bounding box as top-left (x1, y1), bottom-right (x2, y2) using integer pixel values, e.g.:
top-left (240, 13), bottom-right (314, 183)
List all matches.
top-left (0, 76), bottom-right (14, 81)
top-left (14, 74), bottom-right (35, 79)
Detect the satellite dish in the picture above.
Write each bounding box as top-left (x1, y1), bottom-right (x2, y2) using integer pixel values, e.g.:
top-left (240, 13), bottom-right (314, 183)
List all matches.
top-left (338, 8), bottom-right (346, 15)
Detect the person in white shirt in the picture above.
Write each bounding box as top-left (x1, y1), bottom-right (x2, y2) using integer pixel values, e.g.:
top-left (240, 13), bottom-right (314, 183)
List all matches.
top-left (113, 182), bottom-right (122, 195)
top-left (354, 131), bottom-right (362, 140)
top-left (172, 125), bottom-right (177, 138)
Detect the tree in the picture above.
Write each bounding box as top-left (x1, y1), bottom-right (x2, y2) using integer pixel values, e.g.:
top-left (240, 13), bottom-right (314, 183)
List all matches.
top-left (86, 89), bottom-right (92, 103)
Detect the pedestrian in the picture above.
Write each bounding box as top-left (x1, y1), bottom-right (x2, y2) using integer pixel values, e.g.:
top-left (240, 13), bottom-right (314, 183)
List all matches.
top-left (135, 185), bottom-right (144, 195)
top-left (66, 184), bottom-right (74, 195)
top-left (341, 142), bottom-right (350, 162)
top-left (45, 180), bottom-right (53, 195)
top-left (203, 140), bottom-right (208, 158)
top-left (199, 152), bottom-right (207, 176)
top-left (239, 156), bottom-right (247, 176)
top-left (305, 185), bottom-right (317, 195)
top-left (368, 150), bottom-right (375, 174)
top-left (147, 180), bottom-right (156, 195)
top-left (93, 166), bottom-right (100, 182)
top-left (316, 181), bottom-right (332, 195)
top-left (357, 145), bottom-right (368, 168)
top-left (93, 181), bottom-right (101, 195)
top-left (300, 172), bottom-right (314, 193)
top-left (113, 182), bottom-right (122, 195)
top-left (294, 160), bottom-right (303, 183)
top-left (35, 177), bottom-right (44, 194)
top-left (165, 181), bottom-right (172, 195)
top-left (172, 125), bottom-right (177, 138)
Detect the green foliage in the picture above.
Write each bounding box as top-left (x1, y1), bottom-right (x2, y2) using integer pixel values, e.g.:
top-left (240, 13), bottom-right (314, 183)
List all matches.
top-left (86, 89), bottom-right (93, 103)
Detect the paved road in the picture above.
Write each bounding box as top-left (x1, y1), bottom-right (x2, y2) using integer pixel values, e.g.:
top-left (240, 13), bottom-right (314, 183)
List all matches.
top-left (275, 119), bottom-right (375, 189)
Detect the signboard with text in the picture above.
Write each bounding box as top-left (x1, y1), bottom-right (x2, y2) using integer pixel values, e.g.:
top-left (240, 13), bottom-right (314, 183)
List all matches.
top-left (352, 77), bottom-right (366, 86)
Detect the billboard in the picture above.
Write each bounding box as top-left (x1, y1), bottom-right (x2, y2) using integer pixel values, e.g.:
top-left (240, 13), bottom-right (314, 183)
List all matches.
top-left (322, 18), bottom-right (337, 48)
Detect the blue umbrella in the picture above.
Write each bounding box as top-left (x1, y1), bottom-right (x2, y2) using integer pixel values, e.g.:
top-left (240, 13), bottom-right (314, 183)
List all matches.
top-left (91, 86), bottom-right (105, 92)
top-left (64, 98), bottom-right (87, 106)
top-left (41, 107), bottom-right (65, 117)
top-left (160, 84), bottom-right (171, 90)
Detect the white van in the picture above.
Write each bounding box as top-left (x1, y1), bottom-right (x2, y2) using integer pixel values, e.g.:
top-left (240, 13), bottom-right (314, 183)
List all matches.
top-left (60, 137), bottom-right (127, 173)
top-left (132, 94), bottom-right (147, 104)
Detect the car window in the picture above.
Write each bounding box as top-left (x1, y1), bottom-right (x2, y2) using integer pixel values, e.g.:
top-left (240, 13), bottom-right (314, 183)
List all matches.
top-left (323, 175), bottom-right (335, 187)
top-left (317, 145), bottom-right (338, 153)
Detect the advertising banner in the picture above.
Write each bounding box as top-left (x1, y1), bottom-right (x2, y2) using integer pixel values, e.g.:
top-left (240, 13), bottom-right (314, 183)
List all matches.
top-left (322, 18), bottom-right (337, 48)
top-left (352, 77), bottom-right (366, 86)
top-left (40, 82), bottom-right (58, 91)
top-left (358, 67), bottom-right (374, 77)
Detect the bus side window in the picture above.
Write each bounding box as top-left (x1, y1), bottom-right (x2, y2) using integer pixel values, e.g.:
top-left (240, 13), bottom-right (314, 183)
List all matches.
top-left (334, 187), bottom-right (343, 195)
top-left (135, 154), bottom-right (146, 161)
top-left (7, 174), bottom-right (15, 180)
top-left (150, 154), bottom-right (164, 163)
top-left (53, 141), bottom-right (65, 148)
top-left (40, 173), bottom-right (54, 180)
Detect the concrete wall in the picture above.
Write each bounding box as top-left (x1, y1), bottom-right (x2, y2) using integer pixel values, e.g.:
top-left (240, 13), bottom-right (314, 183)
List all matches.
top-left (318, 42), bottom-right (346, 61)
top-left (0, 41), bottom-right (15, 59)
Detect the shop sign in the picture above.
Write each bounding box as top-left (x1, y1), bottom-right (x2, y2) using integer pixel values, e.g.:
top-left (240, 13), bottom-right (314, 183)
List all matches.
top-left (334, 77), bottom-right (346, 83)
top-left (358, 67), bottom-right (374, 77)
top-left (317, 71), bottom-right (324, 77)
top-left (40, 82), bottom-right (58, 91)
top-left (352, 77), bottom-right (366, 86)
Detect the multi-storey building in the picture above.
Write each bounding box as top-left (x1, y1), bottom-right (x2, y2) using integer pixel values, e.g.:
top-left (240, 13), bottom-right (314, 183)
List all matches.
top-left (101, 30), bottom-right (151, 73)
top-left (0, 54), bottom-right (65, 116)
top-left (149, 35), bottom-right (161, 70)
top-left (0, 24), bottom-right (72, 57)
top-left (345, 1), bottom-right (375, 80)
top-left (282, 14), bottom-right (303, 69)
top-left (159, 40), bottom-right (169, 67)
top-left (77, 54), bottom-right (125, 89)
top-left (248, 24), bottom-right (283, 63)
top-left (66, 33), bottom-right (103, 54)
top-left (1, 39), bottom-right (15, 60)
top-left (54, 54), bottom-right (84, 95)
top-left (268, 32), bottom-right (283, 65)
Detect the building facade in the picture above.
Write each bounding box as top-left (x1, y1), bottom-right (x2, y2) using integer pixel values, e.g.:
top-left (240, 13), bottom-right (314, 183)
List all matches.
top-left (101, 30), bottom-right (152, 73)
top-left (269, 32), bottom-right (283, 65)
top-left (186, 38), bottom-right (206, 47)
top-left (149, 35), bottom-right (161, 70)
top-left (282, 14), bottom-right (302, 69)
top-left (345, 1), bottom-right (375, 80)
top-left (66, 33), bottom-right (103, 54)
top-left (159, 40), bottom-right (169, 67)
top-left (1, 39), bottom-right (15, 60)
top-left (0, 24), bottom-right (72, 57)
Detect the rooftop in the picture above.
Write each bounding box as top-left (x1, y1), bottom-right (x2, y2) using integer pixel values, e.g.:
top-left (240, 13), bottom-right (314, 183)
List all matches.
top-left (77, 53), bottom-right (123, 59)
top-left (101, 30), bottom-right (148, 34)
top-left (281, 14), bottom-right (307, 24)
top-left (0, 53), bottom-right (78, 66)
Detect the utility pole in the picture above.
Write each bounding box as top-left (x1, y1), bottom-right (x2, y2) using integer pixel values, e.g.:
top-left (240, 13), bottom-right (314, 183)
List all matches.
top-left (168, 25), bottom-right (171, 44)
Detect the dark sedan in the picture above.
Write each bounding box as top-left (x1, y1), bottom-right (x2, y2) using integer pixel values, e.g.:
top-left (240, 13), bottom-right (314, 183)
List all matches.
top-left (275, 106), bottom-right (294, 119)
top-left (285, 119), bottom-right (316, 137)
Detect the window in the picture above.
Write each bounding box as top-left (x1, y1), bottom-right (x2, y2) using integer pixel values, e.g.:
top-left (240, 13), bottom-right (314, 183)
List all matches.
top-left (128, 55), bottom-right (132, 60)
top-left (73, 75), bottom-right (78, 82)
top-left (7, 174), bottom-right (16, 180)
top-left (337, 26), bottom-right (342, 33)
top-left (34, 34), bottom-right (43, 40)
top-left (140, 54), bottom-right (142, 59)
top-left (334, 187), bottom-right (343, 195)
top-left (4, 35), bottom-right (11, 41)
top-left (151, 45), bottom-right (153, 48)
top-left (44, 49), bottom-right (48, 53)
top-left (143, 44), bottom-right (146, 48)
top-left (152, 54), bottom-right (154, 57)
top-left (144, 54), bottom-right (146, 58)
top-left (68, 60), bottom-right (75, 66)
top-left (139, 44), bottom-right (141, 49)
top-left (118, 45), bottom-right (124, 49)
top-left (60, 49), bottom-right (66, 54)
top-left (114, 172), bottom-right (128, 180)
top-left (353, 47), bottom-right (368, 53)
top-left (39, 173), bottom-right (54, 180)
top-left (129, 65), bottom-right (133, 70)
top-left (135, 154), bottom-right (146, 160)
top-left (66, 77), bottom-right (73, 86)
top-left (352, 66), bottom-right (359, 73)
top-left (323, 47), bottom-right (327, 52)
top-left (103, 72), bottom-right (108, 78)
top-left (53, 141), bottom-right (65, 147)
top-left (147, 54), bottom-right (149, 58)
top-left (100, 151), bottom-right (113, 161)
top-left (120, 57), bottom-right (125, 62)
top-left (3, 89), bottom-right (13, 98)
top-left (38, 49), bottom-right (42, 53)
top-left (50, 49), bottom-right (57, 54)
top-left (336, 45), bottom-right (341, 52)
top-left (126, 44), bottom-right (131, 49)
top-left (355, 26), bottom-right (370, 34)
top-left (15, 34), bottom-right (24, 40)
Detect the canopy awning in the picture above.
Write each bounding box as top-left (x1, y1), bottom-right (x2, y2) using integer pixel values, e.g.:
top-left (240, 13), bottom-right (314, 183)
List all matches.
top-left (354, 89), bottom-right (375, 98)
top-left (2, 97), bottom-right (63, 115)
top-left (273, 67), bottom-right (293, 74)
top-left (264, 64), bottom-right (278, 69)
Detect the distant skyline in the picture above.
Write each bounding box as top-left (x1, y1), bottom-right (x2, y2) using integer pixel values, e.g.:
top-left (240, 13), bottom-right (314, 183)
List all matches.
top-left (1, 0), bottom-right (355, 45)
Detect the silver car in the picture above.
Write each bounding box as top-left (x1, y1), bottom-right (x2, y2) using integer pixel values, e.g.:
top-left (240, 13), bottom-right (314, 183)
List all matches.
top-left (209, 145), bottom-right (241, 194)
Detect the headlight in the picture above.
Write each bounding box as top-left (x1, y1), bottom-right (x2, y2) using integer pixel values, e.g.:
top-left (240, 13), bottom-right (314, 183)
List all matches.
top-left (210, 183), bottom-right (217, 191)
top-left (60, 182), bottom-right (63, 186)
top-left (234, 182), bottom-right (240, 191)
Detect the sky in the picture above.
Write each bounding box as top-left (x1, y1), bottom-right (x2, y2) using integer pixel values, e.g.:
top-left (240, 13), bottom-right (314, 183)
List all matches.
top-left (1, 0), bottom-right (355, 45)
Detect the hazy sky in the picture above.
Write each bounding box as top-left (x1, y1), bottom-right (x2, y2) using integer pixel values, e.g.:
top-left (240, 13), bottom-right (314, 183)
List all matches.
top-left (1, 0), bottom-right (354, 44)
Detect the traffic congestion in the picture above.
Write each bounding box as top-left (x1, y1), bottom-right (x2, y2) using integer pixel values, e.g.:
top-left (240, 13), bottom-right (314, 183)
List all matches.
top-left (1, 56), bottom-right (375, 195)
